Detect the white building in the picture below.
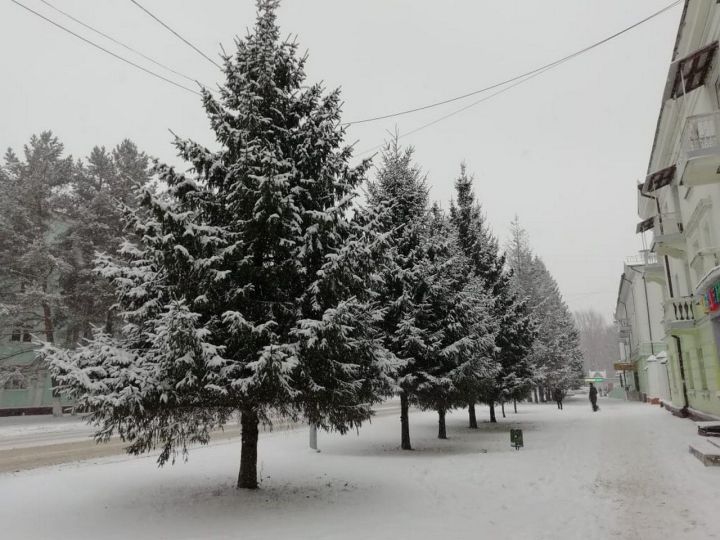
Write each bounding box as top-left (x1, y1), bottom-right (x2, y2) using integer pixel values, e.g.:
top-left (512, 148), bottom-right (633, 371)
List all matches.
top-left (634, 0), bottom-right (720, 417)
top-left (615, 251), bottom-right (670, 402)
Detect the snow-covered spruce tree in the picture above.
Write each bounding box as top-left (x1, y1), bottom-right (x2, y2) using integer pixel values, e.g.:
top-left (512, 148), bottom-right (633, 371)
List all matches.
top-left (58, 142), bottom-right (151, 344)
top-left (366, 137), bottom-right (430, 450)
top-left (506, 218), bottom-right (582, 400)
top-left (526, 256), bottom-right (583, 394)
top-left (42, 0), bottom-right (394, 489)
top-left (0, 133), bottom-right (73, 349)
top-left (0, 134), bottom-right (75, 415)
top-left (413, 205), bottom-right (497, 439)
top-left (449, 165), bottom-right (534, 425)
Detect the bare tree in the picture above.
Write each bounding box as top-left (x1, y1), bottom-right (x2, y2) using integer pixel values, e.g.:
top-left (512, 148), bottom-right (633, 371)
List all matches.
top-left (574, 309), bottom-right (618, 377)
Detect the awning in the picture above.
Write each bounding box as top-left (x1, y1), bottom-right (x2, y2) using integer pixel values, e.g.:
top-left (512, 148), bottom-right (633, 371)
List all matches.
top-left (643, 164), bottom-right (676, 192)
top-left (636, 217), bottom-right (654, 234)
top-left (666, 41), bottom-right (719, 100)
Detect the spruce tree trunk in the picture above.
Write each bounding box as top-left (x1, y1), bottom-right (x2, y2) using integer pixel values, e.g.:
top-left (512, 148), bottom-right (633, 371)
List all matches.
top-left (42, 302), bottom-right (54, 343)
top-left (513, 399), bottom-right (518, 414)
top-left (400, 391), bottom-right (412, 450)
top-left (489, 401), bottom-right (497, 423)
top-left (468, 401), bottom-right (478, 429)
top-left (532, 387), bottom-right (539, 403)
top-left (238, 410), bottom-right (259, 489)
top-left (438, 409), bottom-right (447, 439)
top-left (43, 301), bottom-right (62, 417)
top-left (501, 401), bottom-right (506, 418)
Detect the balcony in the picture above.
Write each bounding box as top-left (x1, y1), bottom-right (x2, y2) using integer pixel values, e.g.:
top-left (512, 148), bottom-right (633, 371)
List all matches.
top-left (631, 342), bottom-right (668, 359)
top-left (650, 212), bottom-right (686, 258)
top-left (625, 251), bottom-right (665, 284)
top-left (617, 319), bottom-right (631, 338)
top-left (678, 111), bottom-right (720, 187)
top-left (644, 259), bottom-right (666, 284)
top-left (690, 248), bottom-right (720, 286)
top-left (624, 251), bottom-right (658, 266)
top-left (663, 295), bottom-right (698, 331)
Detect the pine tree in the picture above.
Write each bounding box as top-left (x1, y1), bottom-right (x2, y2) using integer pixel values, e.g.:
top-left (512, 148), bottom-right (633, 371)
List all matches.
top-left (367, 136), bottom-right (430, 450)
top-left (413, 205), bottom-right (497, 439)
top-left (0, 133), bottom-right (77, 414)
top-left (42, 0), bottom-right (395, 489)
top-left (58, 141), bottom-right (151, 344)
top-left (449, 166), bottom-right (534, 424)
top-left (506, 218), bottom-right (583, 399)
top-left (369, 147), bottom-right (498, 444)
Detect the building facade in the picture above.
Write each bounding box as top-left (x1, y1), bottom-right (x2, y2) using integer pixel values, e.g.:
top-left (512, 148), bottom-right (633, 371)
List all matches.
top-left (627, 0), bottom-right (720, 417)
top-left (615, 251), bottom-right (670, 402)
top-left (0, 222), bottom-right (70, 415)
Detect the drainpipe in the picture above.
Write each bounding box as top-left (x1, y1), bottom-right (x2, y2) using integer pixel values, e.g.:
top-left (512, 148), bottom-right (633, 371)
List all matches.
top-left (617, 299), bottom-right (633, 350)
top-left (617, 296), bottom-right (634, 393)
top-left (640, 190), bottom-right (675, 297)
top-left (671, 334), bottom-right (690, 415)
top-left (664, 358), bottom-right (673, 402)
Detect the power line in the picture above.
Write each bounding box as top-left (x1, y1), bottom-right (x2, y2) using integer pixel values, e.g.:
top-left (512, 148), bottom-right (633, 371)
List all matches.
top-left (129, 0), bottom-right (222, 70)
top-left (39, 0), bottom-right (214, 90)
top-left (355, 65), bottom-right (554, 157)
top-left (10, 0), bottom-right (202, 97)
top-left (345, 0), bottom-right (682, 126)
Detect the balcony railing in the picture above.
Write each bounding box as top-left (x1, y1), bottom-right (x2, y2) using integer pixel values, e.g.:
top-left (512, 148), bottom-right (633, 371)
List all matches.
top-left (682, 111), bottom-right (720, 155)
top-left (653, 212), bottom-right (683, 236)
top-left (651, 213), bottom-right (685, 256)
top-left (617, 319), bottom-right (631, 338)
top-left (679, 111), bottom-right (720, 186)
top-left (625, 251), bottom-right (658, 266)
top-left (663, 295), bottom-right (697, 327)
top-left (632, 342), bottom-right (668, 358)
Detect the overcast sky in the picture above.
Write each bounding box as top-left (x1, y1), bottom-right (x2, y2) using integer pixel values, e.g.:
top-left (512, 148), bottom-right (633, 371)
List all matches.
top-left (0, 0), bottom-right (684, 318)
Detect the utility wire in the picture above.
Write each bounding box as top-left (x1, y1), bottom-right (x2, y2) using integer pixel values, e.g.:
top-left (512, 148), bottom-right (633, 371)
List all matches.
top-left (346, 0), bottom-right (682, 126)
top-left (39, 0), bottom-right (214, 89)
top-left (10, 0), bottom-right (202, 97)
top-left (129, 0), bottom-right (222, 70)
top-left (355, 65), bottom-right (553, 157)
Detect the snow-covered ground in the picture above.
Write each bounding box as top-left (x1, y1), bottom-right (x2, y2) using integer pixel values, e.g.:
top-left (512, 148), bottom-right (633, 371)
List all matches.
top-left (2, 396), bottom-right (719, 540)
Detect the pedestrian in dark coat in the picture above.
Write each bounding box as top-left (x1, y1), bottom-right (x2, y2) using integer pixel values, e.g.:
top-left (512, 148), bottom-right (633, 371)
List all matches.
top-left (553, 388), bottom-right (564, 410)
top-left (589, 383), bottom-right (598, 412)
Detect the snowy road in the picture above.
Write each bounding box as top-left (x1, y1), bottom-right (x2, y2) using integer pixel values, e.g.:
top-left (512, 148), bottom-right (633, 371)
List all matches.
top-left (0, 401), bottom-right (403, 472)
top-left (2, 396), bottom-right (720, 540)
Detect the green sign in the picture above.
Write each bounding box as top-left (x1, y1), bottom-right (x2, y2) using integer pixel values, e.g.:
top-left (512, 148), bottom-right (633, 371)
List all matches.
top-left (510, 428), bottom-right (523, 450)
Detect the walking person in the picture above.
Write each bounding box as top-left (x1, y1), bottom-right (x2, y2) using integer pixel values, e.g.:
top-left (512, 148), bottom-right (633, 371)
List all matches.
top-left (589, 382), bottom-right (599, 412)
top-left (553, 387), bottom-right (564, 410)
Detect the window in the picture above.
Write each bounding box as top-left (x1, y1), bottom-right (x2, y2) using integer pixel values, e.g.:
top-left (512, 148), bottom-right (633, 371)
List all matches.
top-left (2, 372), bottom-right (26, 390)
top-left (10, 327), bottom-right (31, 342)
top-left (703, 223), bottom-right (713, 249)
top-left (642, 165), bottom-right (676, 193)
top-left (692, 240), bottom-right (703, 283)
top-left (671, 42), bottom-right (719, 98)
top-left (698, 348), bottom-right (709, 391)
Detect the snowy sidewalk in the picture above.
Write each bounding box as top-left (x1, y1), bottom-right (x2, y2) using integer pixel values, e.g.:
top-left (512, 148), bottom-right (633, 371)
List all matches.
top-left (2, 397), bottom-right (720, 540)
